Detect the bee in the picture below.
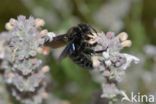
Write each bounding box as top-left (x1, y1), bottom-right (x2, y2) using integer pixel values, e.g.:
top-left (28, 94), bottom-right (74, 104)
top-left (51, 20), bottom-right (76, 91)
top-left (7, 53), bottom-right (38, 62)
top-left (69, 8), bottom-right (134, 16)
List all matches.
top-left (45, 24), bottom-right (104, 69)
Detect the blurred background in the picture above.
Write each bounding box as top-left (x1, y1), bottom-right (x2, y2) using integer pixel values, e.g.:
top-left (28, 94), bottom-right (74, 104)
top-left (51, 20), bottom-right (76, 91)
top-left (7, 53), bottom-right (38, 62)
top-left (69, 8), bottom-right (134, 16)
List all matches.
top-left (0, 0), bottom-right (156, 104)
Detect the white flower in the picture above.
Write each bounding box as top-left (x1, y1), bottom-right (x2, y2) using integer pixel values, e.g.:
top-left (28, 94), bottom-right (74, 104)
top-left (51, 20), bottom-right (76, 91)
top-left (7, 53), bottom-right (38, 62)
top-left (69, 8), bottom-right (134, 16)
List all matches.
top-left (47, 32), bottom-right (56, 41)
top-left (102, 51), bottom-right (110, 60)
top-left (119, 53), bottom-right (140, 70)
top-left (105, 60), bottom-right (112, 66)
top-left (101, 83), bottom-right (121, 98)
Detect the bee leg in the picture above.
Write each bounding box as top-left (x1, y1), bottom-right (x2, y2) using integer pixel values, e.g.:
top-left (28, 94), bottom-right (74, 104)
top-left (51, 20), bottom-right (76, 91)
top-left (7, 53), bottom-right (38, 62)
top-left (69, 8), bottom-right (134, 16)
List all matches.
top-left (91, 56), bottom-right (101, 68)
top-left (87, 35), bottom-right (96, 39)
top-left (83, 48), bottom-right (94, 54)
top-left (87, 39), bottom-right (97, 45)
top-left (86, 33), bottom-right (98, 45)
top-left (92, 32), bottom-right (98, 37)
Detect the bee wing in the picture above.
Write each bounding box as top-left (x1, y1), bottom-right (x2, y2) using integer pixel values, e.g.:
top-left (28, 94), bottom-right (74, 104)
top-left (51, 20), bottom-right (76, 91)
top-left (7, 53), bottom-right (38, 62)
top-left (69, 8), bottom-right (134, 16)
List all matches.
top-left (45, 34), bottom-right (67, 48)
top-left (58, 41), bottom-right (75, 61)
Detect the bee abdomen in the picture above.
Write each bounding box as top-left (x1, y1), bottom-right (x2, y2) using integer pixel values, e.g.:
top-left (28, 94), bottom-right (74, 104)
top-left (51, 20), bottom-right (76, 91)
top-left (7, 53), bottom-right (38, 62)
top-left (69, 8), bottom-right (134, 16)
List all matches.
top-left (70, 53), bottom-right (93, 69)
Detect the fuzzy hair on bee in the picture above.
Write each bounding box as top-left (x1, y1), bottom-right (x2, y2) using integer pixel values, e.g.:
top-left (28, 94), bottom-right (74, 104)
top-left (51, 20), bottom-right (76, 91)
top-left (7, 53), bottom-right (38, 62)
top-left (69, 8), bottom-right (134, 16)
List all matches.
top-left (45, 24), bottom-right (103, 69)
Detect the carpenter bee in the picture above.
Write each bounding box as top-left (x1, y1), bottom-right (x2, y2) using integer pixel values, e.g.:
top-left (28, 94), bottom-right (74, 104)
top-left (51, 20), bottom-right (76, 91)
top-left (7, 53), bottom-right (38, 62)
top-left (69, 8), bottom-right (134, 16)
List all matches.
top-left (45, 24), bottom-right (104, 69)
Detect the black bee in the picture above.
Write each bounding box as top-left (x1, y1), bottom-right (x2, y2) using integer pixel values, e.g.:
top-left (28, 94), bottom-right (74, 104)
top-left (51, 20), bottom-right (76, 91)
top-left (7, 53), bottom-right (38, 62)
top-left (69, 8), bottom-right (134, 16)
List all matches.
top-left (46, 24), bottom-right (103, 69)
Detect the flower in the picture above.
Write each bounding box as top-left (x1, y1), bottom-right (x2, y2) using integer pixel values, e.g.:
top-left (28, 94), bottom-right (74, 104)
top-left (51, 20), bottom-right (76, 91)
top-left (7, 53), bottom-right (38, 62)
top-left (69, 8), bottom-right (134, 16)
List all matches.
top-left (2, 15), bottom-right (54, 104)
top-left (91, 31), bottom-right (140, 100)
